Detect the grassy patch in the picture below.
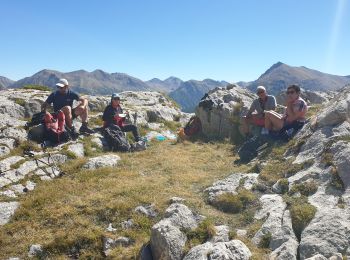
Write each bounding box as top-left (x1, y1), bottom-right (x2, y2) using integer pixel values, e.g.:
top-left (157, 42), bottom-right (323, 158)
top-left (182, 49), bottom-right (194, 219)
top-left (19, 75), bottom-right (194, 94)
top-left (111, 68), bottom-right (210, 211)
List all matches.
top-left (290, 202), bottom-right (316, 241)
top-left (13, 98), bottom-right (26, 107)
top-left (259, 159), bottom-right (307, 186)
top-left (289, 181), bottom-right (318, 196)
top-left (278, 178), bottom-right (289, 194)
top-left (258, 232), bottom-right (271, 248)
top-left (22, 84), bottom-right (51, 91)
top-left (214, 189), bottom-right (257, 214)
top-left (2, 141), bottom-right (266, 259)
top-left (185, 218), bottom-right (216, 249)
top-left (284, 195), bottom-right (316, 241)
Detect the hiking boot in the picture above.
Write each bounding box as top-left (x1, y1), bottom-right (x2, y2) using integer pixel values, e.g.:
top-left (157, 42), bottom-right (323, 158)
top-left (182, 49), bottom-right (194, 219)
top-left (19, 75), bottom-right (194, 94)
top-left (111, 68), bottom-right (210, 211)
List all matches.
top-left (261, 128), bottom-right (269, 135)
top-left (68, 126), bottom-right (79, 139)
top-left (79, 124), bottom-right (95, 134)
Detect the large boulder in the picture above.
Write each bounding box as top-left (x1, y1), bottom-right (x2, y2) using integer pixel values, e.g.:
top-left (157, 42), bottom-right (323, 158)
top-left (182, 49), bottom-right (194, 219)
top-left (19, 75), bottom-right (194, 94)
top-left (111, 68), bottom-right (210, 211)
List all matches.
top-left (150, 203), bottom-right (201, 260)
top-left (183, 240), bottom-right (252, 260)
top-left (83, 154), bottom-right (121, 170)
top-left (0, 202), bottom-right (19, 225)
top-left (195, 84), bottom-right (255, 139)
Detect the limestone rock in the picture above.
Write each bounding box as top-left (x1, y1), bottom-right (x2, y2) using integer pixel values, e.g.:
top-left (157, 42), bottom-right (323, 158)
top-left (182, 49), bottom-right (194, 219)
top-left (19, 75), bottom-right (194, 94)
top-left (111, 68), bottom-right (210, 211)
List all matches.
top-left (0, 138), bottom-right (16, 149)
top-left (67, 143), bottom-right (85, 158)
top-left (209, 225), bottom-right (230, 243)
top-left (134, 204), bottom-right (158, 218)
top-left (331, 141), bottom-right (350, 187)
top-left (205, 173), bottom-right (259, 203)
top-left (1, 127), bottom-right (27, 143)
top-left (183, 240), bottom-right (252, 260)
top-left (28, 244), bottom-right (43, 258)
top-left (151, 219), bottom-right (187, 260)
top-left (195, 85), bottom-right (255, 139)
top-left (0, 145), bottom-right (11, 156)
top-left (83, 154), bottom-right (121, 169)
top-left (0, 202), bottom-right (19, 225)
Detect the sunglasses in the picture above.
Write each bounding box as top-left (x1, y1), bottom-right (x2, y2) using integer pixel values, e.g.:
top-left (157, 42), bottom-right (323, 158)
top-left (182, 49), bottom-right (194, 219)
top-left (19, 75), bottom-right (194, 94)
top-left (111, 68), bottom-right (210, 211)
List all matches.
top-left (257, 91), bottom-right (265, 94)
top-left (113, 97), bottom-right (120, 100)
top-left (286, 91), bottom-right (295, 95)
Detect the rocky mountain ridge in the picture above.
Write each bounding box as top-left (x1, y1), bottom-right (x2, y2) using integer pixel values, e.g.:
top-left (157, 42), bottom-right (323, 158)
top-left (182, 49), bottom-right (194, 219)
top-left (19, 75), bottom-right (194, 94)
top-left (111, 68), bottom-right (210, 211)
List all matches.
top-left (0, 76), bottom-right (14, 90)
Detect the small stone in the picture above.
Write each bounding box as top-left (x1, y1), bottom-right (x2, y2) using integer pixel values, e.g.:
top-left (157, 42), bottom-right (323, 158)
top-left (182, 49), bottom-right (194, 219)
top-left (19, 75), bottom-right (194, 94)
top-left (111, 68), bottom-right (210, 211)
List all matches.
top-left (121, 219), bottom-right (134, 230)
top-left (28, 244), bottom-right (43, 258)
top-left (106, 223), bottom-right (117, 232)
top-left (169, 197), bottom-right (185, 204)
top-left (25, 181), bottom-right (36, 191)
top-left (236, 229), bottom-right (247, 237)
top-left (134, 204), bottom-right (157, 218)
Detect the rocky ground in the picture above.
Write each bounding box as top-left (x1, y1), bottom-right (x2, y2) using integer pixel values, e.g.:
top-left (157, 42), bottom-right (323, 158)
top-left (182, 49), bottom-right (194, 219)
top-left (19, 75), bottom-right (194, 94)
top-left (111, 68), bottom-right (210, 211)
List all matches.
top-left (0, 86), bottom-right (349, 259)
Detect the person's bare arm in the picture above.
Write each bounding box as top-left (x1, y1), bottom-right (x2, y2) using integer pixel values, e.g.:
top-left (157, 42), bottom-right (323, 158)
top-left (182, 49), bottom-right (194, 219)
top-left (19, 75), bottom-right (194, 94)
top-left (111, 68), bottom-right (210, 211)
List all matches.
top-left (79, 97), bottom-right (88, 108)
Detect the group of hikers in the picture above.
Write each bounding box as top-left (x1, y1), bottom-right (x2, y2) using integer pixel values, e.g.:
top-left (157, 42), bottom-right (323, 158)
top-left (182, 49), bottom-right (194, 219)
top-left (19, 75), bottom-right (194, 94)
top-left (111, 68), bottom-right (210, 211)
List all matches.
top-left (38, 78), bottom-right (141, 147)
top-left (33, 78), bottom-right (307, 153)
top-left (241, 84), bottom-right (308, 138)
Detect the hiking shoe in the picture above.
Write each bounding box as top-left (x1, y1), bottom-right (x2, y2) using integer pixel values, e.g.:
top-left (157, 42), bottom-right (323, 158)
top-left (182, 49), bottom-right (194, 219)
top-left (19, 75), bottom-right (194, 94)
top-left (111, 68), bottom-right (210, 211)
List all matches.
top-left (68, 126), bottom-right (79, 139)
top-left (79, 124), bottom-right (95, 134)
top-left (261, 128), bottom-right (269, 135)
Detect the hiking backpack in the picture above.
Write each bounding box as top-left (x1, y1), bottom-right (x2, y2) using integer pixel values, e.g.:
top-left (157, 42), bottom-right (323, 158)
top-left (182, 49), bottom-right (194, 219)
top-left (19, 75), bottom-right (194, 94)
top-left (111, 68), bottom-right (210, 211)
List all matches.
top-left (44, 111), bottom-right (70, 145)
top-left (184, 116), bottom-right (202, 136)
top-left (25, 111), bottom-right (46, 129)
top-left (103, 124), bottom-right (131, 152)
top-left (238, 135), bottom-right (269, 163)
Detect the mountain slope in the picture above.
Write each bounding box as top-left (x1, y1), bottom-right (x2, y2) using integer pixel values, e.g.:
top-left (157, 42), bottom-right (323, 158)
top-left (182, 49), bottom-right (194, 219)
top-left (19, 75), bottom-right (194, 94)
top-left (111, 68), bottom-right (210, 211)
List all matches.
top-left (0, 76), bottom-right (14, 90)
top-left (146, 76), bottom-right (183, 93)
top-left (9, 69), bottom-right (151, 95)
top-left (247, 62), bottom-right (350, 94)
top-left (169, 79), bottom-right (228, 112)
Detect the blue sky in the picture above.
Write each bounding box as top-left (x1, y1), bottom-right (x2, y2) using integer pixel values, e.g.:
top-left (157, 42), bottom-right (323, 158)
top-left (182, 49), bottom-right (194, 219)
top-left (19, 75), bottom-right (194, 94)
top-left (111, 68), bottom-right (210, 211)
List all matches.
top-left (1, 0), bottom-right (349, 82)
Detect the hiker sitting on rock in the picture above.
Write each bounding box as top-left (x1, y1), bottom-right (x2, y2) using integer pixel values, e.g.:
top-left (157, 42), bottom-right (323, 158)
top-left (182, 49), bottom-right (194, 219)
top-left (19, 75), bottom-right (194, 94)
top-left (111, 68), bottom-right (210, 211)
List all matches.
top-left (264, 84), bottom-right (307, 134)
top-left (241, 86), bottom-right (277, 136)
top-left (41, 78), bottom-right (94, 135)
top-left (102, 93), bottom-right (141, 142)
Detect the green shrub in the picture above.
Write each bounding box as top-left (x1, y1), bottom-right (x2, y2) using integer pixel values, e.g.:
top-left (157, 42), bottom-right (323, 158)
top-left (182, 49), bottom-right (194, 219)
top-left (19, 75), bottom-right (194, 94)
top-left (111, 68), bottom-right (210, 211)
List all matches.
top-left (22, 84), bottom-right (51, 91)
top-left (214, 189), bottom-right (257, 213)
top-left (329, 167), bottom-right (345, 191)
top-left (186, 218), bottom-right (216, 246)
top-left (278, 178), bottom-right (289, 194)
top-left (289, 181), bottom-right (318, 196)
top-left (290, 202), bottom-right (316, 240)
top-left (258, 232), bottom-right (271, 248)
top-left (13, 98), bottom-right (26, 107)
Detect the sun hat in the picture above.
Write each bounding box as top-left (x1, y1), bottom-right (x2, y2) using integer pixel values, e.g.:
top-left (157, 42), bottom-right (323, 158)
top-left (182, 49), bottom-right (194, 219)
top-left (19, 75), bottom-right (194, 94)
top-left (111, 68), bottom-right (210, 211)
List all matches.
top-left (56, 78), bottom-right (69, 88)
top-left (256, 86), bottom-right (266, 93)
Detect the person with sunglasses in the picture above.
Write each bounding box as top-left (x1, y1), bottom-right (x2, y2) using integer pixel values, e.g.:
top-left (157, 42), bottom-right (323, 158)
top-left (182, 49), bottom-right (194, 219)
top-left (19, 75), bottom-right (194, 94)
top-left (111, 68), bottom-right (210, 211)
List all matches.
top-left (102, 93), bottom-right (141, 142)
top-left (41, 78), bottom-right (94, 135)
top-left (241, 86), bottom-right (277, 137)
top-left (264, 84), bottom-right (307, 133)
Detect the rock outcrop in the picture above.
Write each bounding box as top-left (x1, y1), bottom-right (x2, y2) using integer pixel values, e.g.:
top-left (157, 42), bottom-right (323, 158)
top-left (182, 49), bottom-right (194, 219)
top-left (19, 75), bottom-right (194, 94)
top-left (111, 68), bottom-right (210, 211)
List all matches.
top-left (195, 84), bottom-right (255, 139)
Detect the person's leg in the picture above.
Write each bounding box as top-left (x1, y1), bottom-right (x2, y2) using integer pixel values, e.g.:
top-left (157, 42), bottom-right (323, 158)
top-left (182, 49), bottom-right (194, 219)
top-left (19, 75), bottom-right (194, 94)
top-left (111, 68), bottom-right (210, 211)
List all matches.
top-left (120, 124), bottom-right (140, 141)
top-left (61, 106), bottom-right (73, 128)
top-left (73, 101), bottom-right (88, 123)
top-left (241, 116), bottom-right (254, 136)
top-left (264, 111), bottom-right (284, 131)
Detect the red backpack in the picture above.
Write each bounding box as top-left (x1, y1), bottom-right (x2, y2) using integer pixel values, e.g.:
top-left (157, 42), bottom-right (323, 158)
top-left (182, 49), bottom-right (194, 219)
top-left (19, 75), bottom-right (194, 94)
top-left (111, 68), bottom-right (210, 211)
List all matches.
top-left (184, 116), bottom-right (202, 136)
top-left (44, 111), bottom-right (70, 144)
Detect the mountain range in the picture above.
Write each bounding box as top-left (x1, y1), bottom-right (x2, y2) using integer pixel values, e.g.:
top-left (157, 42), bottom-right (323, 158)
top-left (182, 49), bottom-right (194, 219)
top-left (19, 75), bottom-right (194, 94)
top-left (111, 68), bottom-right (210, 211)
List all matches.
top-left (246, 62), bottom-right (350, 94)
top-left (2, 62), bottom-right (350, 112)
top-left (0, 76), bottom-right (14, 90)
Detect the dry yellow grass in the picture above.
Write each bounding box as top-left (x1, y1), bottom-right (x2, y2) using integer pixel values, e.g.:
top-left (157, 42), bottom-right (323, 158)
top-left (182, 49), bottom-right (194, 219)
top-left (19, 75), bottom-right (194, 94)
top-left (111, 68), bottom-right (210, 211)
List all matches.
top-left (0, 140), bottom-right (267, 259)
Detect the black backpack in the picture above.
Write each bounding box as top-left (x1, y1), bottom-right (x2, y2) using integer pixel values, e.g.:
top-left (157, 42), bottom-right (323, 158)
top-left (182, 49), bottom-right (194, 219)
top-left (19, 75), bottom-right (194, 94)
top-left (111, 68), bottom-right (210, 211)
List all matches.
top-left (238, 135), bottom-right (269, 163)
top-left (25, 111), bottom-right (46, 129)
top-left (103, 124), bottom-right (131, 152)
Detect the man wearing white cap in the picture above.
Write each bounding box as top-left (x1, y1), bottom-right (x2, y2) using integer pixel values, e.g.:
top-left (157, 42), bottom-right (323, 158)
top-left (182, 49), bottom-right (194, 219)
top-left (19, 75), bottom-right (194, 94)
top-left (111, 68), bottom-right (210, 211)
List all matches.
top-left (41, 78), bottom-right (94, 135)
top-left (241, 86), bottom-right (276, 136)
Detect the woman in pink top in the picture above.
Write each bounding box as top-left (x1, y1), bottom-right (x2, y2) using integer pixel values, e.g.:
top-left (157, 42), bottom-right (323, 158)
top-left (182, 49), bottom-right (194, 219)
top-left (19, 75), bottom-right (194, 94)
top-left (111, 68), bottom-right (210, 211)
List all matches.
top-left (264, 84), bottom-right (307, 132)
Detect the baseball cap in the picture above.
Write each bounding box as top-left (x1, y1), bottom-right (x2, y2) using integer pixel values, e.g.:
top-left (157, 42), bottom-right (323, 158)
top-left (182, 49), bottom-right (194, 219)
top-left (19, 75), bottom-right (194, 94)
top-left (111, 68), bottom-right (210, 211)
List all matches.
top-left (256, 86), bottom-right (266, 93)
top-left (56, 78), bottom-right (69, 88)
top-left (111, 93), bottom-right (121, 100)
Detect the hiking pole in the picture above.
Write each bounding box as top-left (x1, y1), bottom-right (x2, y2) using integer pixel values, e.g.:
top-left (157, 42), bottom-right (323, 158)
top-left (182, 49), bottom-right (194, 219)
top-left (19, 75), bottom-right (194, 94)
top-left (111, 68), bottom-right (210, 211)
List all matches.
top-left (23, 149), bottom-right (65, 178)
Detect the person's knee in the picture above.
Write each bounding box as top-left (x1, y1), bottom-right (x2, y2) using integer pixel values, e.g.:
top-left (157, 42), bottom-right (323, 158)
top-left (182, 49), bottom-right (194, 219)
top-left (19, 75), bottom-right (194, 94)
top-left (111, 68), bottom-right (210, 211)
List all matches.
top-left (61, 106), bottom-right (72, 115)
